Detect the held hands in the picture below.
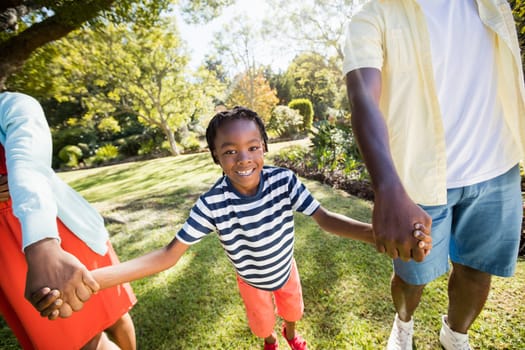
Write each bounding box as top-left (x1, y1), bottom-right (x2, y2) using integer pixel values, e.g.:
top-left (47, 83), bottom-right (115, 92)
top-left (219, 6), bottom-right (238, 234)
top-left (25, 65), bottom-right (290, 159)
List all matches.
top-left (372, 186), bottom-right (432, 262)
top-left (0, 175), bottom-right (9, 202)
top-left (24, 239), bottom-right (100, 320)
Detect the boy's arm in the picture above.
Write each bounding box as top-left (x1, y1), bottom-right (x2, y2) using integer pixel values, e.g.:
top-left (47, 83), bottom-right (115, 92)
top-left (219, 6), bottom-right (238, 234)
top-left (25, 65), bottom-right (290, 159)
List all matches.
top-left (311, 205), bottom-right (375, 244)
top-left (33, 239), bottom-right (191, 317)
top-left (93, 238), bottom-right (190, 290)
top-left (310, 206), bottom-right (432, 252)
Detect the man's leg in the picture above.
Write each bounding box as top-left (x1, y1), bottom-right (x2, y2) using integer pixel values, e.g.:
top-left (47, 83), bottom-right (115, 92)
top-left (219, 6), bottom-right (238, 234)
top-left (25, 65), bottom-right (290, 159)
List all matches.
top-left (391, 274), bottom-right (425, 322)
top-left (447, 263), bottom-right (491, 333)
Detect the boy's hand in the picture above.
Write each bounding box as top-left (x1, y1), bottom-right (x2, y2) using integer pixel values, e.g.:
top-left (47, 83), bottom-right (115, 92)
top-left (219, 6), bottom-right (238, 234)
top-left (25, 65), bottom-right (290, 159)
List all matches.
top-left (412, 223), bottom-right (432, 258)
top-left (29, 287), bottom-right (64, 320)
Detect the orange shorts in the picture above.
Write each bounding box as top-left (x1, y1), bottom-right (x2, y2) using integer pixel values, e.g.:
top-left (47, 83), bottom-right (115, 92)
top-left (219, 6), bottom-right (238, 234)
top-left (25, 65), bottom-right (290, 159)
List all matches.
top-left (0, 199), bottom-right (137, 350)
top-left (236, 259), bottom-right (304, 338)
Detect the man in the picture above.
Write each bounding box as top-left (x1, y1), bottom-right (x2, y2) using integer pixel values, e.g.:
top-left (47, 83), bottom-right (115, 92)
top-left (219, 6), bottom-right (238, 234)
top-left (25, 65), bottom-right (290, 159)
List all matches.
top-left (344, 1), bottom-right (524, 349)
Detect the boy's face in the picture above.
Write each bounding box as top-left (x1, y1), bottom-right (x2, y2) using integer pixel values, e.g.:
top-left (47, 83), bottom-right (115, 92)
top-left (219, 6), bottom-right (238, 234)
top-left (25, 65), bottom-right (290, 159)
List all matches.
top-left (213, 119), bottom-right (265, 196)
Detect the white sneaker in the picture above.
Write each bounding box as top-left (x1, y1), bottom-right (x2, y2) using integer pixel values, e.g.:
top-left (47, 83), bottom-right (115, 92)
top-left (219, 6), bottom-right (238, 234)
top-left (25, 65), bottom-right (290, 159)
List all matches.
top-left (386, 313), bottom-right (414, 350)
top-left (439, 315), bottom-right (472, 350)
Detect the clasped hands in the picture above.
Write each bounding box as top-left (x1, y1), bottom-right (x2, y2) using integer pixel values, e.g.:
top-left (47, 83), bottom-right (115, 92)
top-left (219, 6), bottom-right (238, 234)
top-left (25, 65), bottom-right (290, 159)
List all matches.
top-left (24, 239), bottom-right (100, 321)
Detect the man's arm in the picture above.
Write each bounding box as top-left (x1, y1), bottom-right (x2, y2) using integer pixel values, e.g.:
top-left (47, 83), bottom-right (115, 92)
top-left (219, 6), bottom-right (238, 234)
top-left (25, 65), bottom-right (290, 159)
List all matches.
top-left (346, 68), bottom-right (432, 262)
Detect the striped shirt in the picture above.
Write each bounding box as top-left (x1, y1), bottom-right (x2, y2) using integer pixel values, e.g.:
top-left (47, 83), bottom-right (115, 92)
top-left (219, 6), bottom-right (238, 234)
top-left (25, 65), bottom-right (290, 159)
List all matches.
top-left (176, 166), bottom-right (320, 291)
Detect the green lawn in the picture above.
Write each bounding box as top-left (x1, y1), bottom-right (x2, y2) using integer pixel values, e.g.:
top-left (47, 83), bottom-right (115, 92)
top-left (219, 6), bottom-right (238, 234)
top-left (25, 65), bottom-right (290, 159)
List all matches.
top-left (1, 142), bottom-right (524, 349)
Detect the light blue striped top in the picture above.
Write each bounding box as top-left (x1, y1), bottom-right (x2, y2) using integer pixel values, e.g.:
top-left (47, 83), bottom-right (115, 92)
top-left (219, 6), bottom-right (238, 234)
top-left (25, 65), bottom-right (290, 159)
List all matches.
top-left (176, 166), bottom-right (320, 291)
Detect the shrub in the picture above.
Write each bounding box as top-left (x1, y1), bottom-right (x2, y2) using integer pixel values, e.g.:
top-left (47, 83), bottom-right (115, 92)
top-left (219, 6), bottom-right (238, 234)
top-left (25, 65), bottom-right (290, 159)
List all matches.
top-left (180, 133), bottom-right (202, 153)
top-left (310, 120), bottom-right (365, 179)
top-left (288, 98), bottom-right (314, 132)
top-left (97, 116), bottom-right (121, 134)
top-left (58, 145), bottom-right (83, 168)
top-left (116, 135), bottom-right (142, 157)
top-left (87, 144), bottom-right (119, 165)
top-left (268, 106), bottom-right (303, 138)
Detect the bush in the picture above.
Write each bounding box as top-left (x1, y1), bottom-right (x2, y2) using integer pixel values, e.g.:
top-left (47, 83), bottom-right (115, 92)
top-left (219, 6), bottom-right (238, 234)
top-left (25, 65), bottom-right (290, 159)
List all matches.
top-left (288, 98), bottom-right (314, 132)
top-left (116, 135), bottom-right (142, 157)
top-left (268, 106), bottom-right (304, 138)
top-left (86, 144), bottom-right (119, 165)
top-left (310, 120), bottom-right (364, 178)
top-left (180, 133), bottom-right (202, 153)
top-left (58, 145), bottom-right (83, 168)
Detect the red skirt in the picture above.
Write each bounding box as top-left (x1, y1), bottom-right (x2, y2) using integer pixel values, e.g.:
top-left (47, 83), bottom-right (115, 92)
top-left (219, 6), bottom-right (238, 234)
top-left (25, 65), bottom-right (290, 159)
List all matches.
top-left (0, 199), bottom-right (137, 350)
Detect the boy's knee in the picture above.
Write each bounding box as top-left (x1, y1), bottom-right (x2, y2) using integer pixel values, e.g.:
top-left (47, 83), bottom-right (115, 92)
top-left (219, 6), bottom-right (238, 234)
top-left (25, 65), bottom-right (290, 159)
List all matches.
top-left (247, 311), bottom-right (276, 338)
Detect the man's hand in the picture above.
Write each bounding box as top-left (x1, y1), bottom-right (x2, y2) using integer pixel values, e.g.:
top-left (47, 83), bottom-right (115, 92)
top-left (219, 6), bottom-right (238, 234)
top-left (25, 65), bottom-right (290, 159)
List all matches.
top-left (372, 185), bottom-right (432, 262)
top-left (24, 238), bottom-right (100, 318)
top-left (0, 175), bottom-right (9, 202)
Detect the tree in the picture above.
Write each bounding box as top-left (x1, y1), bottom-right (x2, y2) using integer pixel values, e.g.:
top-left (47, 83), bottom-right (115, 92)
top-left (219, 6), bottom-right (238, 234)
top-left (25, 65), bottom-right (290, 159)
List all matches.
top-left (264, 66), bottom-right (293, 105)
top-left (227, 71), bottom-right (279, 122)
top-left (0, 0), bottom-right (232, 89)
top-left (47, 21), bottom-right (223, 156)
top-left (264, 0), bottom-right (364, 62)
top-left (212, 21), bottom-right (279, 120)
top-left (285, 52), bottom-right (340, 118)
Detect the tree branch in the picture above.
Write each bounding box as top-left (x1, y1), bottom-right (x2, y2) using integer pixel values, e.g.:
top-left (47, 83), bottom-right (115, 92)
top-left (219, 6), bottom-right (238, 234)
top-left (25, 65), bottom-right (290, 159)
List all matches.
top-left (0, 0), bottom-right (115, 89)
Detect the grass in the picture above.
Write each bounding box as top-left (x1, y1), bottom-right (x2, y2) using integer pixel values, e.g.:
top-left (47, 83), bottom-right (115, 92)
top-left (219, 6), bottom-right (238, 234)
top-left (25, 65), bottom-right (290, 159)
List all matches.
top-left (1, 140), bottom-right (524, 349)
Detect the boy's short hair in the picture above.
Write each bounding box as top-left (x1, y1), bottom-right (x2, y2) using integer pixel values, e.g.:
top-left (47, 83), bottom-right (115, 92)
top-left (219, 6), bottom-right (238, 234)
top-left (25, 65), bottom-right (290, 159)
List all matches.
top-left (206, 106), bottom-right (269, 164)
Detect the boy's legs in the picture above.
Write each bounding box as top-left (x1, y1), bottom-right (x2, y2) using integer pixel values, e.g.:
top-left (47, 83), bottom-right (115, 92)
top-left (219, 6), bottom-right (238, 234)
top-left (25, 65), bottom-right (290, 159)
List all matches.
top-left (236, 275), bottom-right (277, 340)
top-left (236, 259), bottom-right (305, 347)
top-left (273, 259), bottom-right (308, 350)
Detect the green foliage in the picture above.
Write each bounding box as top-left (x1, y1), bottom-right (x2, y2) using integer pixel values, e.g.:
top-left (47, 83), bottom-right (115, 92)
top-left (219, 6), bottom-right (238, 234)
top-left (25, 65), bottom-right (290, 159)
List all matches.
top-left (511, 0), bottom-right (525, 73)
top-left (58, 145), bottom-right (83, 168)
top-left (97, 117), bottom-right (121, 134)
top-left (178, 0), bottom-right (235, 24)
top-left (310, 120), bottom-right (365, 178)
top-left (1, 0), bottom-right (234, 89)
top-left (180, 134), bottom-right (202, 153)
top-left (87, 144), bottom-right (119, 165)
top-left (288, 98), bottom-right (314, 131)
top-left (275, 144), bottom-right (311, 168)
top-left (268, 105), bottom-right (303, 138)
top-left (138, 139), bottom-right (158, 156)
top-left (285, 52), bottom-right (341, 118)
top-left (11, 18), bottom-right (225, 157)
top-left (265, 67), bottom-right (293, 105)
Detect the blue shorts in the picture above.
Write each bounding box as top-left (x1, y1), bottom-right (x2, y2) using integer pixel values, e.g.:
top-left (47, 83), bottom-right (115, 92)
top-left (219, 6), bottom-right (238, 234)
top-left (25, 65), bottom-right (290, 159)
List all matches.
top-left (394, 164), bottom-right (523, 285)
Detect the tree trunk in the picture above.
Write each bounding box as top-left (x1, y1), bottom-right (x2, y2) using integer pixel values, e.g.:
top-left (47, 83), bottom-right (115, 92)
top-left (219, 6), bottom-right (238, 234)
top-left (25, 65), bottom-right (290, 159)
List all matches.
top-left (162, 124), bottom-right (180, 156)
top-left (0, 0), bottom-right (115, 90)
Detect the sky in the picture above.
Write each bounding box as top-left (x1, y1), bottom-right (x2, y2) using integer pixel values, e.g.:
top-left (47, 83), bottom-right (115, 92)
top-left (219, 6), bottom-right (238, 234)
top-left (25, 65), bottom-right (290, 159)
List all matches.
top-left (176, 0), bottom-right (294, 72)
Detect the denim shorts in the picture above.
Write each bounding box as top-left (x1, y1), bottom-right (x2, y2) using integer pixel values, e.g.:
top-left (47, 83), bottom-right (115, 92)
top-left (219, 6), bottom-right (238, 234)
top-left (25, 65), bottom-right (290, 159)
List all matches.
top-left (394, 164), bottom-right (523, 285)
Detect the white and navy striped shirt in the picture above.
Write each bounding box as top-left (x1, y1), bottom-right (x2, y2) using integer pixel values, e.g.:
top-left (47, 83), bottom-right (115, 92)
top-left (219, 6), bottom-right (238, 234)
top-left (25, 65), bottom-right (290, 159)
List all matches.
top-left (176, 166), bottom-right (320, 291)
